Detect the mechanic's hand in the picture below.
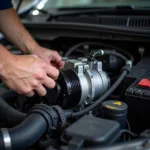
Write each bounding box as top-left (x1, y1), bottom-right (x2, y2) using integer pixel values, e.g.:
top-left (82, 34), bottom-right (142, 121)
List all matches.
top-left (0, 54), bottom-right (59, 97)
top-left (30, 46), bottom-right (65, 69)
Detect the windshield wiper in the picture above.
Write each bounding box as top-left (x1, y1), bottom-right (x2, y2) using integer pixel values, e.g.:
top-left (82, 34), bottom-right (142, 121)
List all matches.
top-left (49, 6), bottom-right (132, 16)
top-left (47, 5), bottom-right (150, 19)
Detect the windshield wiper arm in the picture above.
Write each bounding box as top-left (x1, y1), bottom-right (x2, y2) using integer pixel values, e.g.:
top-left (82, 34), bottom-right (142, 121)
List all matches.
top-left (47, 5), bottom-right (150, 20)
top-left (48, 5), bottom-right (134, 17)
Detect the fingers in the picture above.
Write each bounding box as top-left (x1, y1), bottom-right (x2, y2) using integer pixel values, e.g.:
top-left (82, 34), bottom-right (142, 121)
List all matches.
top-left (58, 61), bottom-right (65, 69)
top-left (3, 53), bottom-right (60, 98)
top-left (51, 51), bottom-right (65, 69)
top-left (28, 77), bottom-right (55, 97)
top-left (28, 64), bottom-right (58, 97)
top-left (52, 51), bottom-right (62, 63)
top-left (20, 83), bottom-right (50, 97)
top-left (46, 65), bottom-right (59, 80)
top-left (26, 91), bottom-right (35, 97)
top-left (35, 85), bottom-right (47, 96)
top-left (43, 76), bottom-right (56, 89)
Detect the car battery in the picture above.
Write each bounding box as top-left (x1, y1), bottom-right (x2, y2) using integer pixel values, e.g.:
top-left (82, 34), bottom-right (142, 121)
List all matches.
top-left (125, 58), bottom-right (150, 133)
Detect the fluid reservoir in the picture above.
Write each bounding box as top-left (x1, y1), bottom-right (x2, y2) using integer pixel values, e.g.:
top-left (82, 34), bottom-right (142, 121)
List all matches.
top-left (101, 100), bottom-right (128, 129)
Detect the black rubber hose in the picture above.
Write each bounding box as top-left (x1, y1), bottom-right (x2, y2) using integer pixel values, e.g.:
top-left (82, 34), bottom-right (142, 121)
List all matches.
top-left (1, 90), bottom-right (18, 102)
top-left (0, 97), bottom-right (26, 127)
top-left (88, 50), bottom-right (128, 62)
top-left (72, 69), bottom-right (128, 117)
top-left (120, 129), bottom-right (138, 137)
top-left (65, 42), bottom-right (134, 62)
top-left (104, 50), bottom-right (128, 62)
top-left (0, 104), bottom-right (65, 150)
top-left (0, 114), bottom-right (47, 150)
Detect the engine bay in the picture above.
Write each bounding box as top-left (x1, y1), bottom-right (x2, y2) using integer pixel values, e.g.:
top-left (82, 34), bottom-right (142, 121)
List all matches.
top-left (1, 18), bottom-right (150, 150)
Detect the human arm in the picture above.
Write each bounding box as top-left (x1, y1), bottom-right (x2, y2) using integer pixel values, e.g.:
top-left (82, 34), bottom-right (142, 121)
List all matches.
top-left (0, 8), bottom-right (64, 69)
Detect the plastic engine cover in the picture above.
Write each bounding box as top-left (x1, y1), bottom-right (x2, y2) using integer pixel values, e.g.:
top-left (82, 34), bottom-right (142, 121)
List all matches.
top-left (62, 115), bottom-right (120, 148)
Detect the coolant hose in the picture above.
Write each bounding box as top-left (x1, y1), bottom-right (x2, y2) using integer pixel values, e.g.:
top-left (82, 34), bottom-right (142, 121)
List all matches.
top-left (88, 50), bottom-right (128, 62)
top-left (0, 96), bottom-right (26, 127)
top-left (65, 42), bottom-right (134, 63)
top-left (0, 104), bottom-right (66, 150)
top-left (0, 114), bottom-right (47, 150)
top-left (1, 90), bottom-right (18, 102)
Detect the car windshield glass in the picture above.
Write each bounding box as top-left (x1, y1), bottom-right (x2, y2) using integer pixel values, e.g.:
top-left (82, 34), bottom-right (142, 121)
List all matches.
top-left (36, 0), bottom-right (150, 10)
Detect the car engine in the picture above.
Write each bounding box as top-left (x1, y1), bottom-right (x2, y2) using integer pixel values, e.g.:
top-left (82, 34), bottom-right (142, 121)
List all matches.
top-left (1, 32), bottom-right (150, 150)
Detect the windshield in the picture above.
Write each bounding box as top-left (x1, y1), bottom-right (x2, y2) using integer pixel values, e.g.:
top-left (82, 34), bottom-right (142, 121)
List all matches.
top-left (36, 0), bottom-right (150, 10)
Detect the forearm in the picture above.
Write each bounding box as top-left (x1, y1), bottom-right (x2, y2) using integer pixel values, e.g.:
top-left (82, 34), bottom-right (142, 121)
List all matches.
top-left (0, 8), bottom-right (39, 54)
top-left (0, 44), bottom-right (13, 74)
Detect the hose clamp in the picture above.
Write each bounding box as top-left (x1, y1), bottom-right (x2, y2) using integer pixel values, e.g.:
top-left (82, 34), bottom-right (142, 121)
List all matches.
top-left (1, 128), bottom-right (12, 150)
